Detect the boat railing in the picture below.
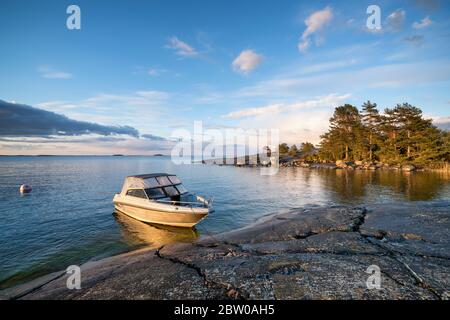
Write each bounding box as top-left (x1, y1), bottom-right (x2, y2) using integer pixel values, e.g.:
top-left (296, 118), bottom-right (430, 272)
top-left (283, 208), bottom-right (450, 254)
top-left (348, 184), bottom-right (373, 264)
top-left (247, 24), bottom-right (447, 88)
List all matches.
top-left (155, 199), bottom-right (209, 208)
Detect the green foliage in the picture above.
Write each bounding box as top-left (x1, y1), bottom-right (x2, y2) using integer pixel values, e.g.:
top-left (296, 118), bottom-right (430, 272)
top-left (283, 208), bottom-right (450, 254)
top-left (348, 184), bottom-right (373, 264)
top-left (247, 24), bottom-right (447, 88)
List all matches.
top-left (316, 102), bottom-right (449, 168)
top-left (299, 142), bottom-right (316, 161)
top-left (279, 143), bottom-right (290, 155)
top-left (289, 144), bottom-right (299, 157)
top-left (300, 142), bottom-right (315, 154)
top-left (319, 104), bottom-right (362, 161)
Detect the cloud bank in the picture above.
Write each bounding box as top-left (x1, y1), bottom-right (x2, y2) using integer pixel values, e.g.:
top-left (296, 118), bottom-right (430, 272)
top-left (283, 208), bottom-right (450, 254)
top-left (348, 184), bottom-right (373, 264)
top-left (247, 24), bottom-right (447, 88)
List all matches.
top-left (0, 100), bottom-right (139, 137)
top-left (223, 94), bottom-right (350, 119)
top-left (433, 116), bottom-right (450, 130)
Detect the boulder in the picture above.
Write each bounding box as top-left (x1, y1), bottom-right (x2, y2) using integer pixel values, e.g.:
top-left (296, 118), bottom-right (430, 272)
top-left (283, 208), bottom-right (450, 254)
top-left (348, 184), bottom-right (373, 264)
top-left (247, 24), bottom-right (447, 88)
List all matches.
top-left (402, 164), bottom-right (416, 172)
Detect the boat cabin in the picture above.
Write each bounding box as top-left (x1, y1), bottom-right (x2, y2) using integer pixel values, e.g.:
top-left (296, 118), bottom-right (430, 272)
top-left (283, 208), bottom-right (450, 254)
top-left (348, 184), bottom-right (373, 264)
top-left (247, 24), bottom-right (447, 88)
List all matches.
top-left (120, 173), bottom-right (200, 206)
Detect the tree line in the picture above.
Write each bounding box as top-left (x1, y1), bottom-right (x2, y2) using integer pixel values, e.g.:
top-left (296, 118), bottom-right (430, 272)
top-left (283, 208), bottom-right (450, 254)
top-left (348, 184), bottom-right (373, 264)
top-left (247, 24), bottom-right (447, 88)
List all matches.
top-left (279, 102), bottom-right (449, 168)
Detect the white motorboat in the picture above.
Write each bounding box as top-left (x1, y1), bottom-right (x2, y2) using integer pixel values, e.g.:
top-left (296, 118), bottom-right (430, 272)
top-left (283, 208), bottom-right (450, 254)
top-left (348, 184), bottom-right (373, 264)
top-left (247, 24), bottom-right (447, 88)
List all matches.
top-left (113, 173), bottom-right (212, 227)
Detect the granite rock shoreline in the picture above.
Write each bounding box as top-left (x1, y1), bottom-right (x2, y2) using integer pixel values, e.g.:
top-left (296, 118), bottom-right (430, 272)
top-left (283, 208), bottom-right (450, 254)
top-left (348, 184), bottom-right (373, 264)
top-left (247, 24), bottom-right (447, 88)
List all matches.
top-left (1, 202), bottom-right (449, 300)
top-left (279, 159), bottom-right (444, 172)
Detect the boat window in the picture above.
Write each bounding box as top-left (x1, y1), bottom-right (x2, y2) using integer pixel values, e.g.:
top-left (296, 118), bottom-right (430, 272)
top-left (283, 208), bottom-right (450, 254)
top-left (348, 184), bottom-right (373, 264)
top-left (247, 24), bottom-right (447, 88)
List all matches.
top-left (175, 184), bottom-right (188, 194)
top-left (168, 175), bottom-right (181, 184)
top-left (126, 189), bottom-right (147, 199)
top-left (163, 186), bottom-right (179, 197)
top-left (156, 176), bottom-right (171, 186)
top-left (145, 187), bottom-right (166, 199)
top-left (144, 177), bottom-right (159, 188)
top-left (181, 193), bottom-right (196, 202)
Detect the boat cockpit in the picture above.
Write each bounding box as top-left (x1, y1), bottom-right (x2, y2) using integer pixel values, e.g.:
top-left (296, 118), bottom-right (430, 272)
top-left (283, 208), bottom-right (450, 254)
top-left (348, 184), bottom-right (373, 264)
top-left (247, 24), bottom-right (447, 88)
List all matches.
top-left (122, 174), bottom-right (209, 208)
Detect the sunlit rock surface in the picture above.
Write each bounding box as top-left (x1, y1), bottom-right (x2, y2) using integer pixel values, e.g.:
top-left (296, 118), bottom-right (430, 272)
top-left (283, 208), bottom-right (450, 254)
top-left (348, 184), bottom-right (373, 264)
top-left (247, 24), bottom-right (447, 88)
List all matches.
top-left (1, 202), bottom-right (448, 300)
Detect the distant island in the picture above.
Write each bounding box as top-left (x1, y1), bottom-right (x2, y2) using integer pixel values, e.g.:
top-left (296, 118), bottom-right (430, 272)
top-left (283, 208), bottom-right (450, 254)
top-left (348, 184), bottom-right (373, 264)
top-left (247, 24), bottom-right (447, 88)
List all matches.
top-left (153, 154), bottom-right (165, 157)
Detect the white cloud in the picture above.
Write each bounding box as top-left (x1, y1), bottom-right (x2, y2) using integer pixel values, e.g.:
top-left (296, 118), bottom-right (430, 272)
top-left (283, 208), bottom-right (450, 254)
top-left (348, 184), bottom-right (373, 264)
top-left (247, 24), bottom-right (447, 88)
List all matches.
top-left (134, 90), bottom-right (170, 101)
top-left (232, 50), bottom-right (263, 74)
top-left (386, 9), bottom-right (406, 32)
top-left (223, 94), bottom-right (350, 119)
top-left (223, 104), bottom-right (282, 119)
top-left (37, 90), bottom-right (172, 136)
top-left (432, 116), bottom-right (450, 130)
top-left (132, 67), bottom-right (168, 76)
top-left (37, 101), bottom-right (78, 110)
top-left (0, 135), bottom-right (174, 156)
top-left (227, 108), bottom-right (341, 145)
top-left (298, 59), bottom-right (358, 75)
top-left (298, 7), bottom-right (333, 53)
top-left (166, 36), bottom-right (197, 57)
top-left (234, 60), bottom-right (450, 99)
top-left (38, 66), bottom-right (72, 79)
top-left (413, 16), bottom-right (433, 29)
top-left (220, 94), bottom-right (352, 144)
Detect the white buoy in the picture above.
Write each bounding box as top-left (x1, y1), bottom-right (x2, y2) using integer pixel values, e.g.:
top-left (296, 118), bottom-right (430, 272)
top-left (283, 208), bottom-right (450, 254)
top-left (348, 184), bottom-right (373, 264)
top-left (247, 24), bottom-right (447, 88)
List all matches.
top-left (19, 184), bottom-right (32, 194)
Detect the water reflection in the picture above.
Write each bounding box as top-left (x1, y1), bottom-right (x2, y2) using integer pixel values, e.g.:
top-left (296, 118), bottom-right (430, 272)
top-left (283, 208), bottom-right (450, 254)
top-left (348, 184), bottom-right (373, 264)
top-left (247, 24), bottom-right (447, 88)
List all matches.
top-left (113, 211), bottom-right (199, 248)
top-left (319, 169), bottom-right (450, 203)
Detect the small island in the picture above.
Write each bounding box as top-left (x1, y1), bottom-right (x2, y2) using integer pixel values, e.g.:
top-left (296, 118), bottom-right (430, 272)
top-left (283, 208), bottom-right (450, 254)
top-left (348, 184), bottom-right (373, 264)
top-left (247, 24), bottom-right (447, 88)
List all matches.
top-left (260, 102), bottom-right (448, 171)
top-left (205, 102), bottom-right (449, 171)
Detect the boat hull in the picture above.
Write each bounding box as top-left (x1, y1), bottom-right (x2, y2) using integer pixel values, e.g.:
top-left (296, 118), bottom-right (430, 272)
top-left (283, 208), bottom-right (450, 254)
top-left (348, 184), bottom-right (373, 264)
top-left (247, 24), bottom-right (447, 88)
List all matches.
top-left (113, 200), bottom-right (209, 228)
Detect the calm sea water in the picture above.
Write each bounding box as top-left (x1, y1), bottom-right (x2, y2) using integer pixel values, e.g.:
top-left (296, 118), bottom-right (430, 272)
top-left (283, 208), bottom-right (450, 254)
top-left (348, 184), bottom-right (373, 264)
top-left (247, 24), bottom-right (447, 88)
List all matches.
top-left (0, 156), bottom-right (449, 288)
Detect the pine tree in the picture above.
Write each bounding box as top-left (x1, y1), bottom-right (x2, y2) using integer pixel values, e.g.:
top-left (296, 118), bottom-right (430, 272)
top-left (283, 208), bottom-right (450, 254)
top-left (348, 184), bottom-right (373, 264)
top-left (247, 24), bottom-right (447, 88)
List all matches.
top-left (300, 142), bottom-right (316, 161)
top-left (279, 143), bottom-right (290, 155)
top-left (361, 101), bottom-right (381, 162)
top-left (378, 108), bottom-right (400, 163)
top-left (327, 104), bottom-right (361, 160)
top-left (289, 144), bottom-right (299, 157)
top-left (312, 102), bottom-right (448, 169)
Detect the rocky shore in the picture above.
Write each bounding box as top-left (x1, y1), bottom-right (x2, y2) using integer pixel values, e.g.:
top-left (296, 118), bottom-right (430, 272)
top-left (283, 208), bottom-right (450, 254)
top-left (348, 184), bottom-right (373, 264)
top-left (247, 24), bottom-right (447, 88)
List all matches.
top-left (280, 159), bottom-right (423, 171)
top-left (1, 202), bottom-right (449, 300)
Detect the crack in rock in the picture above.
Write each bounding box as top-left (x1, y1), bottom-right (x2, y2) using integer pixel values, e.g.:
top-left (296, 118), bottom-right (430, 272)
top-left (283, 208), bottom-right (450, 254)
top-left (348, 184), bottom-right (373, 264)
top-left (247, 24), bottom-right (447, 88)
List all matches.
top-left (11, 272), bottom-right (66, 300)
top-left (362, 236), bottom-right (444, 300)
top-left (155, 246), bottom-right (249, 300)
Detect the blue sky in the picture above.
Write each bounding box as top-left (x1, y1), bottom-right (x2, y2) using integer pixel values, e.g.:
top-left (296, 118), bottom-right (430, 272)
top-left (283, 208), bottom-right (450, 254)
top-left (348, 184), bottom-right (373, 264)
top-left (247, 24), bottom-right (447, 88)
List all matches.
top-left (0, 0), bottom-right (449, 154)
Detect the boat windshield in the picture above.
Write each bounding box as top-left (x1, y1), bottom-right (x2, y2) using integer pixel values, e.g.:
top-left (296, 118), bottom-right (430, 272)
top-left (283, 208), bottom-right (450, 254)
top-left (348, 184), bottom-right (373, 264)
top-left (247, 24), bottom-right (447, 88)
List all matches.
top-left (156, 176), bottom-right (171, 186)
top-left (168, 175), bottom-right (181, 184)
top-left (145, 187), bottom-right (166, 199)
top-left (141, 174), bottom-right (194, 203)
top-left (145, 177), bottom-right (160, 188)
top-left (163, 186), bottom-right (179, 197)
top-left (180, 193), bottom-right (197, 202)
top-left (175, 184), bottom-right (188, 194)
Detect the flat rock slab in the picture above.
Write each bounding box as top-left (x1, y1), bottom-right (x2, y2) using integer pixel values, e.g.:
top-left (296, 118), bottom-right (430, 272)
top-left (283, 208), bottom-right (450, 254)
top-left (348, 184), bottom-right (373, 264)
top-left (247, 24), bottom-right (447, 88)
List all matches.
top-left (1, 202), bottom-right (449, 300)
